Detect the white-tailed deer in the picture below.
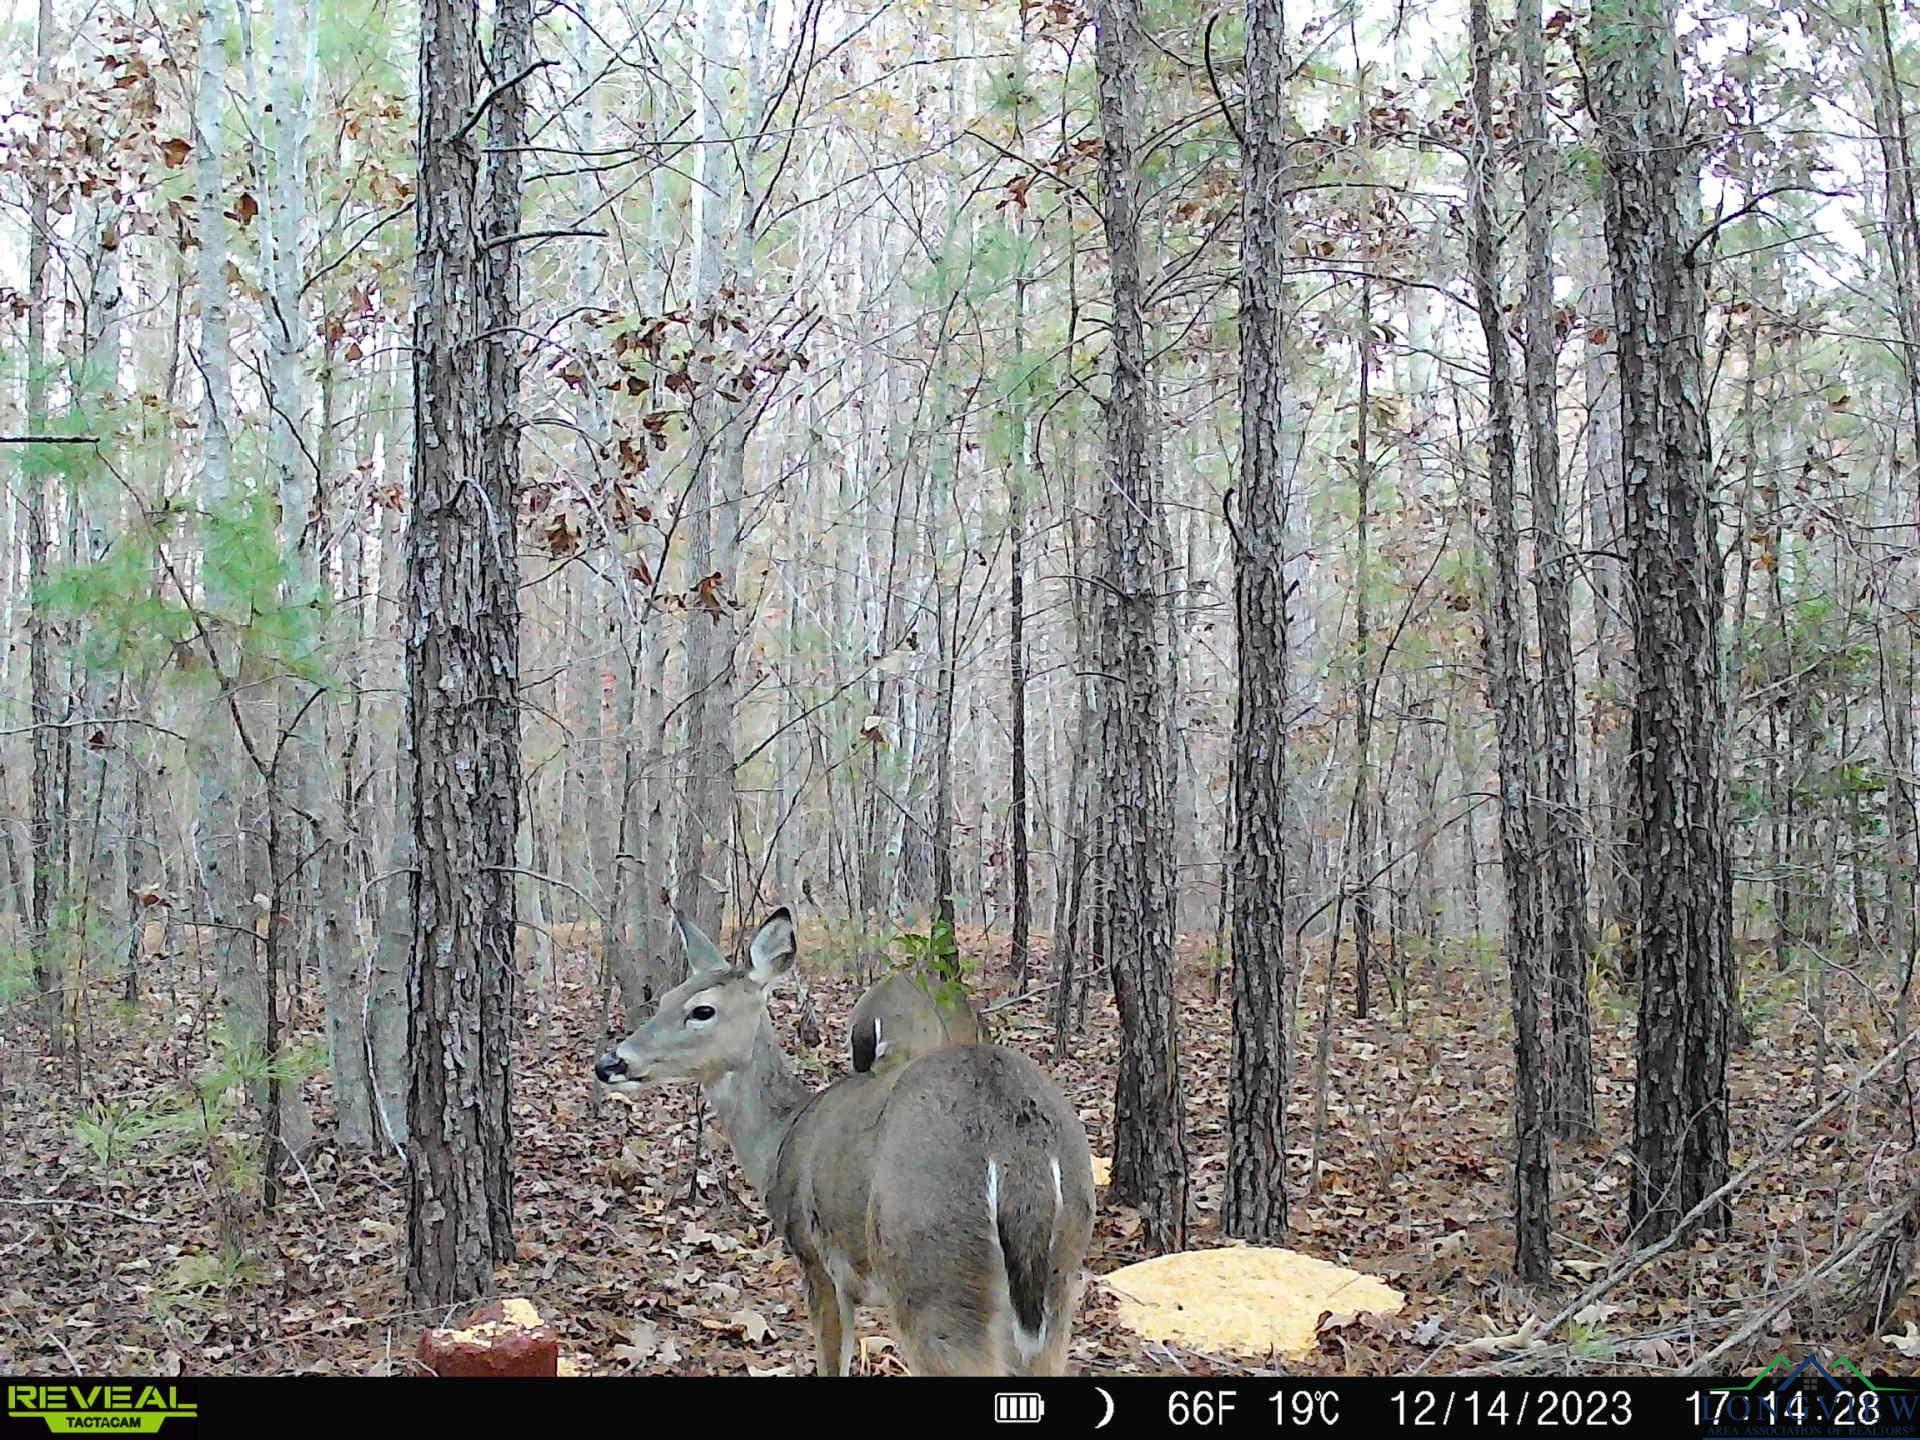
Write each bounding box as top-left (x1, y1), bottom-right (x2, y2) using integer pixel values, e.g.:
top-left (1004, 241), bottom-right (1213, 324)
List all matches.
top-left (138, 919), bottom-right (217, 960)
top-left (848, 970), bottom-right (981, 1074)
top-left (137, 916), bottom-right (273, 960)
top-left (594, 907), bottom-right (1094, 1376)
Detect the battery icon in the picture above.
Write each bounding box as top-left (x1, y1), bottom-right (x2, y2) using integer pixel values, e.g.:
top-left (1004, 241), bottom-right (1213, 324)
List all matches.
top-left (994, 1393), bottom-right (1045, 1423)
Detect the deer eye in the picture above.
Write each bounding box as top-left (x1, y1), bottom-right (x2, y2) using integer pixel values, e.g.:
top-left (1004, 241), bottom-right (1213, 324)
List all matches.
top-left (687, 1005), bottom-right (716, 1024)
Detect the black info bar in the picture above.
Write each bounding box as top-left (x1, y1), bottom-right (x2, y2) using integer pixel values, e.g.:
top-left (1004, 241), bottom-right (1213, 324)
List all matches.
top-left (4, 1374), bottom-right (1919, 1439)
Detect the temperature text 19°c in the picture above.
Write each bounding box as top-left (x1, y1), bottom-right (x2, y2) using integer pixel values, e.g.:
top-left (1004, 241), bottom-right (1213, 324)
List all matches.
top-left (1163, 1390), bottom-right (1343, 1427)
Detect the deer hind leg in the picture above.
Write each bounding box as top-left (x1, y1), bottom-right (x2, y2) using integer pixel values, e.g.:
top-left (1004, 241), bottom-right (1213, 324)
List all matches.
top-left (1013, 1269), bottom-right (1084, 1376)
top-left (801, 1260), bottom-right (854, 1376)
top-left (1012, 1308), bottom-right (1073, 1376)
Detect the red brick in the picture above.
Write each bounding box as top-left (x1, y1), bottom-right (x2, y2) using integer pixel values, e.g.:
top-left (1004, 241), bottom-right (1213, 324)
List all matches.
top-left (418, 1298), bottom-right (560, 1378)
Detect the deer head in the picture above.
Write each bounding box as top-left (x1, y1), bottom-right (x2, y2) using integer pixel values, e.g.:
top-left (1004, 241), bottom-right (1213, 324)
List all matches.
top-left (594, 908), bottom-right (796, 1091)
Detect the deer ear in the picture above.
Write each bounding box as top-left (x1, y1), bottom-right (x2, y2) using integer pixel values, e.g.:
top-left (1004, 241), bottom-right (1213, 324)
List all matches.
top-left (745, 908), bottom-right (797, 987)
top-left (851, 1014), bottom-right (878, 1073)
top-left (675, 910), bottom-right (730, 974)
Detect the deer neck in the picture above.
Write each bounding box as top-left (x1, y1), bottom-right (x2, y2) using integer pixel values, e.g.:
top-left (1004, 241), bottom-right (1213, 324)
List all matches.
top-left (703, 1015), bottom-right (814, 1196)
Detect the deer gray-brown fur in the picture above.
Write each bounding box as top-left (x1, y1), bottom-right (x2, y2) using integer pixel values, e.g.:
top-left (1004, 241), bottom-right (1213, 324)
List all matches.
top-left (595, 907), bottom-right (1094, 1376)
top-left (848, 969), bottom-right (981, 1074)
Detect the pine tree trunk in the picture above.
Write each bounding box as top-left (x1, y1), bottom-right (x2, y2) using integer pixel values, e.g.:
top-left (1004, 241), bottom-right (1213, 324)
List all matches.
top-left (1520, 0), bottom-right (1595, 1137)
top-left (25, 0), bottom-right (63, 1053)
top-left (1591, 0), bottom-right (1734, 1240)
top-left (313, 347), bottom-right (372, 1148)
top-left (1470, 0), bottom-right (1553, 1283)
top-left (1867, 0), bottom-right (1920, 1068)
top-left (1223, 0), bottom-right (1291, 1243)
top-left (404, 0), bottom-right (528, 1307)
top-left (1093, 0), bottom-right (1188, 1253)
top-left (1581, 219), bottom-right (1631, 949)
top-left (1007, 8), bottom-right (1034, 988)
top-left (1051, 509), bottom-right (1093, 1058)
top-left (369, 757), bottom-right (411, 1152)
top-left (1008, 395), bottom-right (1033, 987)
top-left (1350, 279), bottom-right (1378, 1021)
top-left (930, 397), bottom-right (959, 937)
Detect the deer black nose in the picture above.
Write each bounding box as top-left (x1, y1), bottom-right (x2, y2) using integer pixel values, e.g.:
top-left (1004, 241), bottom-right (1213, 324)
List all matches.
top-left (595, 1051), bottom-right (628, 1082)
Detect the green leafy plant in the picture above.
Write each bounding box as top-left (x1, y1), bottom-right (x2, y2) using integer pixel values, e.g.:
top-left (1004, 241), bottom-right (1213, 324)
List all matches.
top-left (892, 915), bottom-right (973, 1008)
top-left (73, 1100), bottom-right (166, 1172)
top-left (0, 944), bottom-right (35, 1007)
top-left (1567, 1320), bottom-right (1617, 1362)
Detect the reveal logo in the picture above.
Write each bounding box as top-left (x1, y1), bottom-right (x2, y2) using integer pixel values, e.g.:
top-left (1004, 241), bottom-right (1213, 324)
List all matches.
top-left (6, 1385), bottom-right (196, 1434)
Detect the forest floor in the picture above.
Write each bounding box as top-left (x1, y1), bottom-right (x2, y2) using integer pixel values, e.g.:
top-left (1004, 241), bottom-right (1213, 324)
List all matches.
top-left (1, 921), bottom-right (1914, 1377)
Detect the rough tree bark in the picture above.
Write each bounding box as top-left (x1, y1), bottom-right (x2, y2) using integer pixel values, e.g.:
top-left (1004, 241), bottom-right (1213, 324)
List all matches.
top-left (1008, 390), bottom-right (1033, 985)
top-left (1469, 0), bottom-right (1553, 1284)
top-left (1519, 0), bottom-right (1595, 1137)
top-left (1093, 0), bottom-right (1188, 1254)
top-left (26, 0), bottom-right (64, 1053)
top-left (1007, 4), bottom-right (1034, 989)
top-left (1349, 274), bottom-right (1378, 1023)
top-left (1223, 0), bottom-right (1292, 1244)
top-left (1867, 0), bottom-right (1920, 1071)
top-left (405, 0), bottom-right (529, 1307)
top-left (1590, 0), bottom-right (1734, 1240)
top-left (1006, 11), bottom-right (1036, 998)
top-left (1579, 217), bottom-right (1632, 948)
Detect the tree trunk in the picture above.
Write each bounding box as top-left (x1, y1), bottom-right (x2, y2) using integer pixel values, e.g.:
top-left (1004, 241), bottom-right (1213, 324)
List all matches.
top-left (1519, 0), bottom-right (1595, 1137)
top-left (263, 0), bottom-right (322, 1190)
top-left (1052, 523), bottom-right (1094, 1059)
top-left (1093, 0), bottom-right (1188, 1254)
top-left (1350, 276), bottom-right (1378, 1022)
top-left (25, 0), bottom-right (63, 1053)
top-left (1007, 7), bottom-right (1034, 989)
top-left (1470, 0), bottom-right (1553, 1284)
top-left (930, 409), bottom-right (959, 937)
top-left (1867, 0), bottom-right (1920, 1071)
top-left (313, 344), bottom-right (372, 1148)
top-left (369, 761), bottom-right (412, 1153)
top-left (1590, 0), bottom-right (1734, 1240)
top-left (1223, 0), bottom-right (1291, 1243)
top-left (404, 0), bottom-right (528, 1307)
top-left (1581, 218), bottom-right (1631, 949)
top-left (1008, 418), bottom-right (1033, 986)
top-left (674, 0), bottom-right (746, 941)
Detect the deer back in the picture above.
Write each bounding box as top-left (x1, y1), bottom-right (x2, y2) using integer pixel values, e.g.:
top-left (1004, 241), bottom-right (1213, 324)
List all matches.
top-left (138, 920), bottom-right (220, 959)
top-left (848, 970), bottom-right (982, 1074)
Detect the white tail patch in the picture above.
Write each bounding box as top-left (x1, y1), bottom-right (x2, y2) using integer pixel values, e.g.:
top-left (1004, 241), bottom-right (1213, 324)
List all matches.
top-left (872, 1016), bottom-right (890, 1061)
top-left (985, 1156), bottom-right (999, 1219)
top-left (1050, 1155), bottom-right (1063, 1213)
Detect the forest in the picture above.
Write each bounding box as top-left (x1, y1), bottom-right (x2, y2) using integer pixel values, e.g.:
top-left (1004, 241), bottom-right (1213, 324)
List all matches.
top-left (2, 0), bottom-right (1919, 1385)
